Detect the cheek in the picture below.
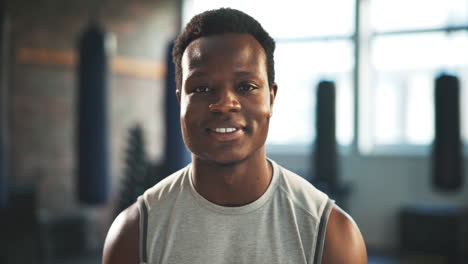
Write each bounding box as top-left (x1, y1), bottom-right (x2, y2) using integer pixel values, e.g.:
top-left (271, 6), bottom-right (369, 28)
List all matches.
top-left (257, 96), bottom-right (274, 132)
top-left (246, 101), bottom-right (272, 133)
top-left (179, 95), bottom-right (197, 125)
top-left (179, 108), bottom-right (198, 152)
top-left (180, 108), bottom-right (193, 134)
top-left (179, 98), bottom-right (193, 137)
top-left (180, 99), bottom-right (202, 134)
top-left (253, 95), bottom-right (273, 120)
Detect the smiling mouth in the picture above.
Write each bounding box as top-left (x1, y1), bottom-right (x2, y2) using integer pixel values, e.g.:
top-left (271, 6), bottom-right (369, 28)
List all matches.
top-left (207, 127), bottom-right (244, 141)
top-left (213, 127), bottom-right (239, 133)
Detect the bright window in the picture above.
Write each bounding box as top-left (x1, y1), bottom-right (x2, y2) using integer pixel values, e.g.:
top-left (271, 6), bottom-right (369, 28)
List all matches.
top-left (361, 0), bottom-right (468, 152)
top-left (182, 0), bottom-right (468, 155)
top-left (370, 0), bottom-right (468, 32)
top-left (270, 41), bottom-right (353, 145)
top-left (182, 0), bottom-right (355, 148)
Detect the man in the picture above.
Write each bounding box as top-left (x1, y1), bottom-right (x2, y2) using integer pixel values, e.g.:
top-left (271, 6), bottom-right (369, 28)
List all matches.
top-left (103, 8), bottom-right (366, 264)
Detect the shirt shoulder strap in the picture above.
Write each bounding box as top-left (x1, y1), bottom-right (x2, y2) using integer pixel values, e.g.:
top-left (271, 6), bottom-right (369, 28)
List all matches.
top-left (313, 199), bottom-right (335, 264)
top-left (137, 196), bottom-right (149, 264)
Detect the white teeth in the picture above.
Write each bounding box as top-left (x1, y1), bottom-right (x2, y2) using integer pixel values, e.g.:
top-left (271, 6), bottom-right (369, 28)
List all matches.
top-left (214, 128), bottom-right (237, 133)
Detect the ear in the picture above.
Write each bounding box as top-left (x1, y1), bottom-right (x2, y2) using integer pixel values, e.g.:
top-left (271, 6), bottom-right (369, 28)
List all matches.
top-left (176, 89), bottom-right (181, 104)
top-left (269, 82), bottom-right (278, 116)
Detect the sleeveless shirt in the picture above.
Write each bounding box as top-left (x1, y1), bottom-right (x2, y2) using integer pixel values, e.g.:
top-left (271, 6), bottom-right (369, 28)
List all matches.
top-left (137, 159), bottom-right (334, 264)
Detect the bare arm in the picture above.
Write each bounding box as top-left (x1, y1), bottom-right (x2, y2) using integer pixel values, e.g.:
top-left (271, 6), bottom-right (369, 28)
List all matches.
top-left (322, 206), bottom-right (367, 264)
top-left (102, 202), bottom-right (140, 264)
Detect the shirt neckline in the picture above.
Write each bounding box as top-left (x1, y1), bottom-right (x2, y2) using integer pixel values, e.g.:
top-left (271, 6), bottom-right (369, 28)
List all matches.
top-left (187, 158), bottom-right (280, 215)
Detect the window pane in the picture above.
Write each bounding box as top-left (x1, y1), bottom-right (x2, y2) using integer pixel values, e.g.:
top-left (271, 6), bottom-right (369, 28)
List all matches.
top-left (183, 0), bottom-right (355, 38)
top-left (371, 32), bottom-right (468, 145)
top-left (267, 41), bottom-right (354, 145)
top-left (406, 74), bottom-right (434, 144)
top-left (374, 80), bottom-right (401, 144)
top-left (182, 0), bottom-right (355, 147)
top-left (371, 0), bottom-right (468, 32)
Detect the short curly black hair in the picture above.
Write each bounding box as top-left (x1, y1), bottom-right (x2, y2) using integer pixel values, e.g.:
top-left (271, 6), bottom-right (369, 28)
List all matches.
top-left (172, 8), bottom-right (276, 90)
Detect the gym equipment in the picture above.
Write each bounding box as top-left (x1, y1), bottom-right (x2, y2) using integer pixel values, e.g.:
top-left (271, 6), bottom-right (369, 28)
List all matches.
top-left (314, 80), bottom-right (338, 186)
top-left (432, 74), bottom-right (463, 191)
top-left (76, 23), bottom-right (111, 204)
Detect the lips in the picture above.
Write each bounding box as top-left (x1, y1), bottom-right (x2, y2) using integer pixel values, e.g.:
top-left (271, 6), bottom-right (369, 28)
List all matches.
top-left (206, 125), bottom-right (245, 141)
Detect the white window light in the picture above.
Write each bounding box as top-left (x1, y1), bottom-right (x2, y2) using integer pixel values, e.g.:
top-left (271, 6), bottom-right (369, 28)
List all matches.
top-left (362, 0), bottom-right (468, 153)
top-left (182, 0), bottom-right (355, 149)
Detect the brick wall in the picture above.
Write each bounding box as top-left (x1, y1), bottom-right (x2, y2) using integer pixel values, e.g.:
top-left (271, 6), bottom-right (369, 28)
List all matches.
top-left (6, 0), bottom-right (179, 244)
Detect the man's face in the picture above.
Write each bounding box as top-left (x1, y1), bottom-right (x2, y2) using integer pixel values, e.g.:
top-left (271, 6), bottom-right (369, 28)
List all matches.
top-left (177, 33), bottom-right (277, 165)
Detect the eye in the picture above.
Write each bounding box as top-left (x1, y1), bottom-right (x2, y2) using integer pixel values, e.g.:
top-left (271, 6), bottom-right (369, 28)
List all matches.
top-left (194, 86), bottom-right (212, 93)
top-left (238, 83), bottom-right (257, 92)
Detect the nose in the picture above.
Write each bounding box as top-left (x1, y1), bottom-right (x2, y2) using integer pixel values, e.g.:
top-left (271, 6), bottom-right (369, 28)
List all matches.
top-left (209, 88), bottom-right (241, 113)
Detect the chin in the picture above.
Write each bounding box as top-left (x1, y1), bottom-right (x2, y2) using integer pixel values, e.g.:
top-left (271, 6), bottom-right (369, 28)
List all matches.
top-left (210, 153), bottom-right (248, 166)
top-left (191, 141), bottom-right (266, 167)
top-left (195, 150), bottom-right (250, 167)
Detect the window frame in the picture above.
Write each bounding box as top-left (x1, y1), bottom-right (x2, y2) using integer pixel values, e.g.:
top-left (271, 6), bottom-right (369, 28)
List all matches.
top-left (181, 0), bottom-right (468, 157)
top-left (358, 0), bottom-right (468, 156)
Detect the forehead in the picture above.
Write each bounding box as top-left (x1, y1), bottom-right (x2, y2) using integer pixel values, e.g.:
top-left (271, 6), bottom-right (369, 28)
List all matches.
top-left (181, 33), bottom-right (267, 73)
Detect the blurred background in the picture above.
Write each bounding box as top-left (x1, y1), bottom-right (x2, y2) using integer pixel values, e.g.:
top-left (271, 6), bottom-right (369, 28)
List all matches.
top-left (0, 0), bottom-right (467, 263)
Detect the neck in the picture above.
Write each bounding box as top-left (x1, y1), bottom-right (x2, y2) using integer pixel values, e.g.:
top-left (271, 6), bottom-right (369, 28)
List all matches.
top-left (191, 148), bottom-right (272, 207)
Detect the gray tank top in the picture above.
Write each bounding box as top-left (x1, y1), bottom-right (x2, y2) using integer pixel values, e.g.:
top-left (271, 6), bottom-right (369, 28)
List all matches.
top-left (138, 159), bottom-right (334, 264)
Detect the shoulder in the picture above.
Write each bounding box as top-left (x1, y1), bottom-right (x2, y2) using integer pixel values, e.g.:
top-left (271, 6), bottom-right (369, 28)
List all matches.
top-left (144, 165), bottom-right (189, 208)
top-left (274, 163), bottom-right (329, 218)
top-left (103, 202), bottom-right (140, 264)
top-left (322, 206), bottom-right (367, 264)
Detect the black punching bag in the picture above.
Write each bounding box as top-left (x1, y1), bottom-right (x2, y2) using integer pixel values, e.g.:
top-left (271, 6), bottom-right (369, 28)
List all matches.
top-left (432, 74), bottom-right (463, 191)
top-left (314, 80), bottom-right (338, 186)
top-left (77, 23), bottom-right (110, 204)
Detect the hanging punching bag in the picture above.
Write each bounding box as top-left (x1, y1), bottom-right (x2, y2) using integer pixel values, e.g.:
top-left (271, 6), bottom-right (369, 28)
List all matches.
top-left (76, 23), bottom-right (110, 204)
top-left (432, 74), bottom-right (463, 191)
top-left (163, 41), bottom-right (190, 175)
top-left (314, 80), bottom-right (338, 187)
